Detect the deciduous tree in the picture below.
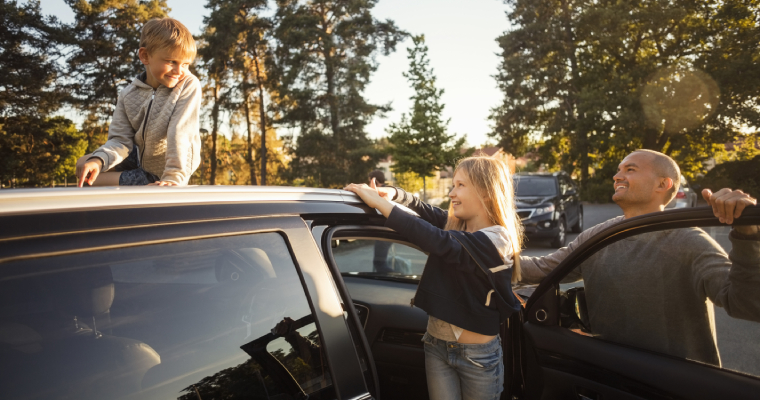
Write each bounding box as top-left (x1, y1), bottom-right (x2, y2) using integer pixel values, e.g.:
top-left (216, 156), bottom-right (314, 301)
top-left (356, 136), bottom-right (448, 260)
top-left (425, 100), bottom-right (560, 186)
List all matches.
top-left (490, 0), bottom-right (760, 188)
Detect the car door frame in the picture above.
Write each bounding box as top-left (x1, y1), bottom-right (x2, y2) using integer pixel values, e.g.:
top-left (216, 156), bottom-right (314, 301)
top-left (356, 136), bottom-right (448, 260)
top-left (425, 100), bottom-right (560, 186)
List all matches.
top-left (519, 206), bottom-right (760, 400)
top-left (316, 223), bottom-right (530, 400)
top-left (0, 211), bottom-right (374, 400)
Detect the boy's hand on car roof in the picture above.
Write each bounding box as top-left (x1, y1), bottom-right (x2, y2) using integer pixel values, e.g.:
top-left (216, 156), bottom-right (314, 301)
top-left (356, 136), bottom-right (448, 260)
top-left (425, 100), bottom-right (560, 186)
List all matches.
top-left (148, 181), bottom-right (177, 186)
top-left (77, 159), bottom-right (102, 187)
top-left (703, 188), bottom-right (758, 235)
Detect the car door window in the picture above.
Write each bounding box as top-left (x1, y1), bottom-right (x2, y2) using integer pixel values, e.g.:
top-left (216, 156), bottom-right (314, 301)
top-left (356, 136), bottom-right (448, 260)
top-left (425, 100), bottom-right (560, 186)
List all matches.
top-left (556, 225), bottom-right (760, 377)
top-left (0, 233), bottom-right (335, 400)
top-left (332, 238), bottom-right (428, 277)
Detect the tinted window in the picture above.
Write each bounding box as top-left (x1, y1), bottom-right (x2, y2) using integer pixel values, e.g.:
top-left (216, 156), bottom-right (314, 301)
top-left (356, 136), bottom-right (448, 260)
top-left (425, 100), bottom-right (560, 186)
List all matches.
top-left (514, 177), bottom-right (558, 196)
top-left (0, 233), bottom-right (334, 400)
top-left (332, 239), bottom-right (427, 277)
top-left (557, 225), bottom-right (760, 377)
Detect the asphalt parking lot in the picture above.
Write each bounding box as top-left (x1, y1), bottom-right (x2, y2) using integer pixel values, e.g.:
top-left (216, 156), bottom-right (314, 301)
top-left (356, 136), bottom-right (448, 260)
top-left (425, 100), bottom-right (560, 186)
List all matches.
top-left (521, 202), bottom-right (624, 257)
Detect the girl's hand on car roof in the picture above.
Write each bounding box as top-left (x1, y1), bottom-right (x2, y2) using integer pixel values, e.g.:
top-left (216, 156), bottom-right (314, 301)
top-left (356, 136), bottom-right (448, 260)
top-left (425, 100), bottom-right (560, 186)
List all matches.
top-left (344, 180), bottom-right (395, 218)
top-left (148, 181), bottom-right (178, 186)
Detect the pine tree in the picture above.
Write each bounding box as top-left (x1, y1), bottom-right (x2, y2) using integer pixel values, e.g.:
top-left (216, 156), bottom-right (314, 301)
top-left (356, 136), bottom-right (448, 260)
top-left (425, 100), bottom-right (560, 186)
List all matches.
top-left (65, 0), bottom-right (169, 150)
top-left (0, 0), bottom-right (85, 188)
top-left (269, 0), bottom-right (405, 188)
top-left (388, 35), bottom-right (468, 201)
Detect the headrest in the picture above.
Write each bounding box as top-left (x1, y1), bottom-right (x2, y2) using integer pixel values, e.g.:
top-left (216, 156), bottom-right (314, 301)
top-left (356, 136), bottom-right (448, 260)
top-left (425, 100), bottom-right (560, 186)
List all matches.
top-left (57, 266), bottom-right (114, 318)
top-left (215, 248), bottom-right (276, 283)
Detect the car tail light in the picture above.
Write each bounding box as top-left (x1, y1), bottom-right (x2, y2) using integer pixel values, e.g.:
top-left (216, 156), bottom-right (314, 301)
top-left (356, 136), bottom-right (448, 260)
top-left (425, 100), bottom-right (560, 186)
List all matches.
top-left (676, 191), bottom-right (686, 199)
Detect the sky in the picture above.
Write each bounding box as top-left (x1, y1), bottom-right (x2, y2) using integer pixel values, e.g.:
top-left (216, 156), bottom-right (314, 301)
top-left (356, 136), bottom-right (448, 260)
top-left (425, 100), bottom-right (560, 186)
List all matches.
top-left (38, 0), bottom-right (511, 148)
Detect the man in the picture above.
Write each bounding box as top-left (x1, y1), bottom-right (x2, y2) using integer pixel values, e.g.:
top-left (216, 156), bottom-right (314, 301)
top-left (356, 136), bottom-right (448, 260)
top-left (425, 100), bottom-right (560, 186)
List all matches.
top-left (519, 149), bottom-right (759, 365)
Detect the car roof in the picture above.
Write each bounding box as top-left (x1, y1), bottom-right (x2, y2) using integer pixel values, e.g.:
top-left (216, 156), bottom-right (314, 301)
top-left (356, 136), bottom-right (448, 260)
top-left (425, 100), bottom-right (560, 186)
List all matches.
top-left (0, 186), bottom-right (363, 215)
top-left (513, 172), bottom-right (565, 177)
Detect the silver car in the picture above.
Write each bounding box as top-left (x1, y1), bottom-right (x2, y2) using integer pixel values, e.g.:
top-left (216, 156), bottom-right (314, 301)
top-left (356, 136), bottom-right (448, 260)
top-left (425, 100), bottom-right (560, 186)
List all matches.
top-left (666, 175), bottom-right (699, 208)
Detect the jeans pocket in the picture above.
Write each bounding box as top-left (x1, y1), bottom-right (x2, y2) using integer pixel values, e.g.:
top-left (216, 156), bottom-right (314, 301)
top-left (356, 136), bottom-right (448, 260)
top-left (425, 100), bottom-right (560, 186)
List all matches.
top-left (464, 347), bottom-right (502, 369)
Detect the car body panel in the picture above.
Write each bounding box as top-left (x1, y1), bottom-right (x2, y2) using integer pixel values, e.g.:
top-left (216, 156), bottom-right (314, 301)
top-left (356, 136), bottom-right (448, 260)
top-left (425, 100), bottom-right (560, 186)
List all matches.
top-left (521, 205), bottom-right (760, 400)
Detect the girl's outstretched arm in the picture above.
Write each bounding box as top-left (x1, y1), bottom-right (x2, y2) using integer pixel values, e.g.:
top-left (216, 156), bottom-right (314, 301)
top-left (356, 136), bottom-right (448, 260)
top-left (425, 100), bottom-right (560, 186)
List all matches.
top-left (343, 181), bottom-right (395, 217)
top-left (344, 181), bottom-right (469, 263)
top-left (390, 187), bottom-right (449, 229)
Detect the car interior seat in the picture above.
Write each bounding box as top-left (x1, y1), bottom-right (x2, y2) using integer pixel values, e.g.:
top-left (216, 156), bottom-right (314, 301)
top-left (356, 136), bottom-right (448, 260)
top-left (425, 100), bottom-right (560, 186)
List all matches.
top-left (1, 265), bottom-right (160, 400)
top-left (140, 248), bottom-right (275, 392)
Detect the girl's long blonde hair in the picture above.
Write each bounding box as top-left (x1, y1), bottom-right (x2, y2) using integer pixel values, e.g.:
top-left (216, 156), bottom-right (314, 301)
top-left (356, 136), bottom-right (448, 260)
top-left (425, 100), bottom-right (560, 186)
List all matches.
top-left (444, 156), bottom-right (524, 282)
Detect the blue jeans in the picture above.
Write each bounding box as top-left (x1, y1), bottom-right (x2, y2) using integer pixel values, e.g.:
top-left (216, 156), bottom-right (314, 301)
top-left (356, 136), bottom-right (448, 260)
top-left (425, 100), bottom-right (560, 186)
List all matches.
top-left (112, 147), bottom-right (159, 186)
top-left (423, 332), bottom-right (504, 400)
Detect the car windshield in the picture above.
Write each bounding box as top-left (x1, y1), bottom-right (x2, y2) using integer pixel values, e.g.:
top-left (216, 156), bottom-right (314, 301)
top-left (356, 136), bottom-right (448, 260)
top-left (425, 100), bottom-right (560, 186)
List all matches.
top-left (514, 177), bottom-right (558, 197)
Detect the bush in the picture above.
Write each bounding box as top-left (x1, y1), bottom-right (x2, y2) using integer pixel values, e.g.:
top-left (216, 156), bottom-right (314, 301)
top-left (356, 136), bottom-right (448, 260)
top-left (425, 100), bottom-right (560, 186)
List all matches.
top-left (582, 180), bottom-right (615, 203)
top-left (438, 198), bottom-right (451, 210)
top-left (698, 156), bottom-right (760, 198)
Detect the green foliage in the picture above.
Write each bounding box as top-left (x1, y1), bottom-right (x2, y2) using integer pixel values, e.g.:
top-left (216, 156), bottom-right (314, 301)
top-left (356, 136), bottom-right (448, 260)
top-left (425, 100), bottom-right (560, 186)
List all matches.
top-left (0, 116), bottom-right (86, 187)
top-left (699, 155), bottom-right (760, 198)
top-left (393, 171), bottom-right (424, 193)
top-left (581, 179), bottom-right (615, 204)
top-left (0, 0), bottom-right (66, 117)
top-left (270, 0), bottom-right (406, 188)
top-left (388, 35), bottom-right (469, 195)
top-left (490, 0), bottom-right (760, 188)
top-left (733, 135), bottom-right (760, 162)
top-left (65, 0), bottom-right (169, 120)
top-left (190, 129), bottom-right (288, 185)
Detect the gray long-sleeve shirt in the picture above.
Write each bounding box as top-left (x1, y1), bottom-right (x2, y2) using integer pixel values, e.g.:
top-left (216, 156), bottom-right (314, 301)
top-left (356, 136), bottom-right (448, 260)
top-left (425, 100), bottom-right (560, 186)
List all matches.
top-left (520, 217), bottom-right (760, 365)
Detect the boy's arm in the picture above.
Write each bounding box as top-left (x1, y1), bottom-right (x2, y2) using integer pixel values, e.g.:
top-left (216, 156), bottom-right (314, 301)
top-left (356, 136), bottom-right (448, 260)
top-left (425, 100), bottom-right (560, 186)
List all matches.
top-left (161, 75), bottom-right (202, 185)
top-left (90, 90), bottom-right (135, 171)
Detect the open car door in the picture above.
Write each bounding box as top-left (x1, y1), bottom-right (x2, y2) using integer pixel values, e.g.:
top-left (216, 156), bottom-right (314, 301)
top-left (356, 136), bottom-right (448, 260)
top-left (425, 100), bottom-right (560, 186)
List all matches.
top-left (520, 206), bottom-right (760, 400)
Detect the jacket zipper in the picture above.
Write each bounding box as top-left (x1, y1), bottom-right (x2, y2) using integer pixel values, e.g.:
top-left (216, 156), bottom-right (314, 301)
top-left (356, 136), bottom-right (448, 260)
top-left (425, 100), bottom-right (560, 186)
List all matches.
top-left (139, 89), bottom-right (156, 164)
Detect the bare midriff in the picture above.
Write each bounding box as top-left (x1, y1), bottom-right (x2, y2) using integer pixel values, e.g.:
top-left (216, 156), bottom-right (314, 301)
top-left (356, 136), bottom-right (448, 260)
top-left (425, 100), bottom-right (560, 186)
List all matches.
top-left (458, 329), bottom-right (496, 344)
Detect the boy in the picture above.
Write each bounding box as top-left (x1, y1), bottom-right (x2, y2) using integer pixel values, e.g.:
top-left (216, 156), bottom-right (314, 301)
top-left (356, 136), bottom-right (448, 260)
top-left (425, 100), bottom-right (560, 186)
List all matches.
top-left (77, 18), bottom-right (201, 187)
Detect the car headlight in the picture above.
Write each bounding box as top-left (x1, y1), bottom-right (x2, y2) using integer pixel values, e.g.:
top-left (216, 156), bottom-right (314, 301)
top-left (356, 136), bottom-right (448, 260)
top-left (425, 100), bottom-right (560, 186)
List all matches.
top-left (534, 204), bottom-right (555, 216)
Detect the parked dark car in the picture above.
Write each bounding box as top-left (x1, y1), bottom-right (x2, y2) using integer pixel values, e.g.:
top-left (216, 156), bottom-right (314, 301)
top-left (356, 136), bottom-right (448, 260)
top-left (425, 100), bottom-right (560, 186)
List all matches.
top-left (513, 172), bottom-right (583, 247)
top-left (1, 187), bottom-right (759, 400)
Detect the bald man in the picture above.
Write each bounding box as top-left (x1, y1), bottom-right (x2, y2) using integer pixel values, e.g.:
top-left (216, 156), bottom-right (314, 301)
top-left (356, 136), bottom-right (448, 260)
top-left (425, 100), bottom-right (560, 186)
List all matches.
top-left (519, 149), bottom-right (760, 366)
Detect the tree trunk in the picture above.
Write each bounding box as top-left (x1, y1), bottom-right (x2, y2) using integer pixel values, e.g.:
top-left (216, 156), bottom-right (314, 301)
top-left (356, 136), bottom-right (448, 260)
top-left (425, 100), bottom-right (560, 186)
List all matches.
top-left (252, 46), bottom-right (268, 186)
top-left (243, 78), bottom-right (258, 185)
top-left (561, 0), bottom-right (589, 189)
top-left (422, 175), bottom-right (427, 202)
top-left (210, 82), bottom-right (220, 185)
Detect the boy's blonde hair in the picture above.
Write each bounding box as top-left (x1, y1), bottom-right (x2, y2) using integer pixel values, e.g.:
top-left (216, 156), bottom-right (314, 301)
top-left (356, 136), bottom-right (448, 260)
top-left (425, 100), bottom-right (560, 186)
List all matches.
top-left (444, 156), bottom-right (524, 282)
top-left (140, 18), bottom-right (196, 60)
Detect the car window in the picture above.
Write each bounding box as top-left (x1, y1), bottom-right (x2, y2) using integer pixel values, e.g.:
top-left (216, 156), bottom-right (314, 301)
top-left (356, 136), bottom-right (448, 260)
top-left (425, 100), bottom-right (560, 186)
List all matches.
top-left (556, 225), bottom-right (760, 377)
top-left (332, 238), bottom-right (428, 277)
top-left (0, 233), bottom-right (335, 400)
top-left (514, 177), bottom-right (558, 197)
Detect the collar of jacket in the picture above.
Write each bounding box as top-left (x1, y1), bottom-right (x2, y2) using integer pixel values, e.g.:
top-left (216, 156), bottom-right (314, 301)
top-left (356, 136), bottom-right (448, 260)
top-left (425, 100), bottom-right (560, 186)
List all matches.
top-left (130, 71), bottom-right (193, 91)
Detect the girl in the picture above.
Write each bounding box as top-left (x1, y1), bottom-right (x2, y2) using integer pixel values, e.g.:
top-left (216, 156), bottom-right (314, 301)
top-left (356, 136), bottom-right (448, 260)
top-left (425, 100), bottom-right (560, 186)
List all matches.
top-left (344, 156), bottom-right (523, 400)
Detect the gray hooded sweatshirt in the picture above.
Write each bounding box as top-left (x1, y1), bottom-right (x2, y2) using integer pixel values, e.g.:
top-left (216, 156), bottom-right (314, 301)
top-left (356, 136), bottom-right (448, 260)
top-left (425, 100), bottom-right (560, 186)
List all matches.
top-left (91, 72), bottom-right (201, 185)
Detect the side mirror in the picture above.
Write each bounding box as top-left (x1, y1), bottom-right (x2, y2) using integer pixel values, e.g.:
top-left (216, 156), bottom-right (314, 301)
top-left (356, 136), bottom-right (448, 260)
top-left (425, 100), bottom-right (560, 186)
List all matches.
top-left (564, 188), bottom-right (577, 196)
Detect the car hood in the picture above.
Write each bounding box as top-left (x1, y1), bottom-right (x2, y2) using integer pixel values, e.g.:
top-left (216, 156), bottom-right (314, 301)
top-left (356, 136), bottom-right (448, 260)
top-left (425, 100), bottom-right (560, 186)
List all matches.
top-left (516, 196), bottom-right (556, 207)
